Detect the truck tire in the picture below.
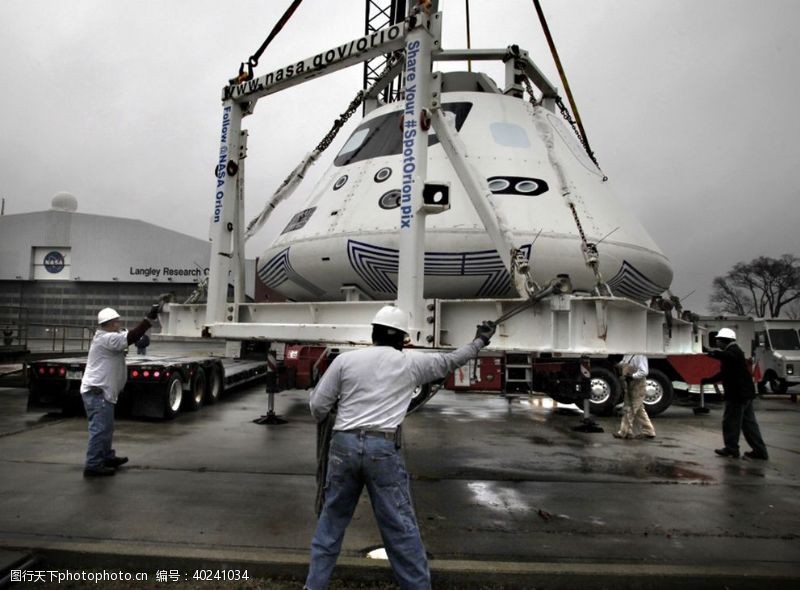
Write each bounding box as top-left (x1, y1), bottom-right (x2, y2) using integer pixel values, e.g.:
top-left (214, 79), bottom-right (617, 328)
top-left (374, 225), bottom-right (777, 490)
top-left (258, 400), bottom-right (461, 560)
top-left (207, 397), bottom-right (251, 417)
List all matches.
top-left (589, 367), bottom-right (621, 416)
top-left (768, 375), bottom-right (788, 394)
top-left (204, 365), bottom-right (223, 405)
top-left (162, 373), bottom-right (183, 420)
top-left (644, 368), bottom-right (674, 416)
top-left (183, 367), bottom-right (205, 412)
top-left (407, 381), bottom-right (442, 414)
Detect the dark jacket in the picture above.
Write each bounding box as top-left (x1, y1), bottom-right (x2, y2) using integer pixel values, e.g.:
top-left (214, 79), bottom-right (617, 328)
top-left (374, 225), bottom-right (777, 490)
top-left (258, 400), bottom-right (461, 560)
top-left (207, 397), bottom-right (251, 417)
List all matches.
top-left (704, 342), bottom-right (755, 401)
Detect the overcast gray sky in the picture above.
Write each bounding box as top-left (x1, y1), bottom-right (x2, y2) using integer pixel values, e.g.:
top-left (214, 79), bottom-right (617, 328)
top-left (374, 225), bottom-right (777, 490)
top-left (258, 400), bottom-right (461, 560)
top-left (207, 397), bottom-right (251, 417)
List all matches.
top-left (2, 0), bottom-right (799, 313)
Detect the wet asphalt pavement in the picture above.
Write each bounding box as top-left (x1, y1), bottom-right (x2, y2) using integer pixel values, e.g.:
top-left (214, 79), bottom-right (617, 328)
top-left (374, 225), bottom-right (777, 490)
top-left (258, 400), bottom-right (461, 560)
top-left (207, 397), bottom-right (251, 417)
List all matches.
top-left (0, 381), bottom-right (799, 588)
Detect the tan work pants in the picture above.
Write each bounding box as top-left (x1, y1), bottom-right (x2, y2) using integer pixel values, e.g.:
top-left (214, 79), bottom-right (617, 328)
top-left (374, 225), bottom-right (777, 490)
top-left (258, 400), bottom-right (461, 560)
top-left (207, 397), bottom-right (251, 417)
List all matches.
top-left (618, 377), bottom-right (656, 438)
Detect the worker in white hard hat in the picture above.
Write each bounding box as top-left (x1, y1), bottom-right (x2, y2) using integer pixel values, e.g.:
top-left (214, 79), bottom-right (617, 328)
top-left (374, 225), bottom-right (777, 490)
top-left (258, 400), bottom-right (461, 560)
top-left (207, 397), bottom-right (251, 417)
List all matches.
top-left (701, 328), bottom-right (769, 460)
top-left (305, 305), bottom-right (495, 590)
top-left (613, 353), bottom-right (656, 440)
top-left (79, 303), bottom-right (161, 477)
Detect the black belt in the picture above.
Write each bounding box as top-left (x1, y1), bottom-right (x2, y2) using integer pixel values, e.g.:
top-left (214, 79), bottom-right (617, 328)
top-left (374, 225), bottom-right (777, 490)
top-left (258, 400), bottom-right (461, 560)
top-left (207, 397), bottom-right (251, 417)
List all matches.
top-left (338, 428), bottom-right (396, 441)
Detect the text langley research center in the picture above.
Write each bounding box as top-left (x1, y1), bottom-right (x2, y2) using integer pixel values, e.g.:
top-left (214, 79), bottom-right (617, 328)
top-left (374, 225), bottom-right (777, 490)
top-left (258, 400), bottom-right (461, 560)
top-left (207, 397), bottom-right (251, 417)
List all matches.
top-left (129, 267), bottom-right (209, 279)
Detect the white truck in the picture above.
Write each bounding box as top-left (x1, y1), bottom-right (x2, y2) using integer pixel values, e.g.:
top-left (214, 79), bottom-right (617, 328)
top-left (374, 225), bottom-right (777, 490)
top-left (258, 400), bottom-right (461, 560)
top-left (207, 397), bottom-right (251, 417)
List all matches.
top-left (753, 319), bottom-right (800, 394)
top-left (695, 316), bottom-right (799, 395)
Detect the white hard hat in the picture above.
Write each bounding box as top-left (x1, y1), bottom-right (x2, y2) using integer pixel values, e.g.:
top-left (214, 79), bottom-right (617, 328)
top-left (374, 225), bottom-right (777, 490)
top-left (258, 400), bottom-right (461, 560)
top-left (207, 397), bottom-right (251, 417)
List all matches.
top-left (97, 307), bottom-right (120, 325)
top-left (716, 327), bottom-right (737, 340)
top-left (371, 305), bottom-right (409, 334)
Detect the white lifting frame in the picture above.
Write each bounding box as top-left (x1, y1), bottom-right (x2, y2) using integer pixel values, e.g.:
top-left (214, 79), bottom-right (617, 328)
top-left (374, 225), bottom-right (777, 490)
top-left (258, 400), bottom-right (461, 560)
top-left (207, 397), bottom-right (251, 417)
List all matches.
top-left (195, 8), bottom-right (699, 356)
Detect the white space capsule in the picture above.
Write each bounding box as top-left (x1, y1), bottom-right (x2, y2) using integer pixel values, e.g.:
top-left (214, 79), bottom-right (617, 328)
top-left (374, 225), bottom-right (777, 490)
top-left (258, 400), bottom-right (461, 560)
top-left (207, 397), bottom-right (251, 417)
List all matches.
top-left (257, 72), bottom-right (672, 302)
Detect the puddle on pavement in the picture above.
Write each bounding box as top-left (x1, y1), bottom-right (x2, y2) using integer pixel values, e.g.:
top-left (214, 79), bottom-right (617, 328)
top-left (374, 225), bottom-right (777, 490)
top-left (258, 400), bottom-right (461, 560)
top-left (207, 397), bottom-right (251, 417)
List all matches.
top-left (579, 456), bottom-right (714, 482)
top-left (723, 463), bottom-right (766, 478)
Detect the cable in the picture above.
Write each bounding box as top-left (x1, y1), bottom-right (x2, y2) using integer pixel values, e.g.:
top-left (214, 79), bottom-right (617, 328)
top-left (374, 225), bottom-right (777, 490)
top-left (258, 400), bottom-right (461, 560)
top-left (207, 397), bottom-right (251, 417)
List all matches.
top-left (232, 0), bottom-right (304, 84)
top-left (531, 0), bottom-right (598, 168)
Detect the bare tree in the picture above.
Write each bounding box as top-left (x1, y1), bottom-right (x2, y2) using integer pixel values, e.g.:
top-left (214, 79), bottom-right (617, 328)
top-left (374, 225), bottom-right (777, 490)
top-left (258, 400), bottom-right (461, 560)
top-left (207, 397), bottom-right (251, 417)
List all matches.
top-left (710, 254), bottom-right (800, 318)
top-left (785, 299), bottom-right (800, 320)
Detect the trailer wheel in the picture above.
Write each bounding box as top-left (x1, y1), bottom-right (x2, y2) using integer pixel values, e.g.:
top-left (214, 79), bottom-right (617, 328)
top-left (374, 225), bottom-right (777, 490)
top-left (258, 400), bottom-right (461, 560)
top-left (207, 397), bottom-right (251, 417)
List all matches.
top-left (162, 373), bottom-right (183, 420)
top-left (183, 368), bottom-right (205, 412)
top-left (408, 381), bottom-right (442, 414)
top-left (204, 366), bottom-right (223, 405)
top-left (644, 369), bottom-right (674, 416)
top-left (589, 367), bottom-right (621, 416)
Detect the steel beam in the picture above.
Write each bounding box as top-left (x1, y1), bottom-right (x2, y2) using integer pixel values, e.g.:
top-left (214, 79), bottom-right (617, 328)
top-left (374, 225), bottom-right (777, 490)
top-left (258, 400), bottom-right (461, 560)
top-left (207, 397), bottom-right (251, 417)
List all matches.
top-left (206, 101), bottom-right (243, 325)
top-left (223, 23), bottom-right (408, 103)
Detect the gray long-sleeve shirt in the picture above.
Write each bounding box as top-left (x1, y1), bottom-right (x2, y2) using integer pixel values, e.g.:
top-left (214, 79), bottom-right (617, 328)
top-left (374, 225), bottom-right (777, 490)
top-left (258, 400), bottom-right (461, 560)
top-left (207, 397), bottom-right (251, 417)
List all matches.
top-left (80, 330), bottom-right (131, 403)
top-left (309, 338), bottom-right (485, 431)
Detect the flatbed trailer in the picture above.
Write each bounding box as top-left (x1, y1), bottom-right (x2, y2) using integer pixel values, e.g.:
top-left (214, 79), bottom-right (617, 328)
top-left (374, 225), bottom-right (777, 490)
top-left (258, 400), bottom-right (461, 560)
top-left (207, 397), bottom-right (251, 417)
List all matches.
top-left (27, 354), bottom-right (267, 419)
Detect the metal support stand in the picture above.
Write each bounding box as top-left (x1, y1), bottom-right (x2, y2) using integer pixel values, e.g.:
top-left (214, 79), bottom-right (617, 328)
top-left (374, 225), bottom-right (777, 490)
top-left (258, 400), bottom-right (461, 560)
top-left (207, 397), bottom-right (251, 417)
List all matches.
top-left (693, 384), bottom-right (711, 415)
top-left (254, 389), bottom-right (288, 425)
top-left (572, 398), bottom-right (603, 433)
top-left (254, 346), bottom-right (288, 425)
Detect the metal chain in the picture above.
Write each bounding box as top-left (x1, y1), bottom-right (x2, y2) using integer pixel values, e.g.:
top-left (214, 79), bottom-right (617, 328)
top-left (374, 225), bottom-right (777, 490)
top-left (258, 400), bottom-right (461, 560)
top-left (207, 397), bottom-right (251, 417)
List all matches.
top-left (315, 92), bottom-right (365, 153)
top-left (555, 97), bottom-right (601, 170)
top-left (568, 203), bottom-right (589, 246)
top-left (521, 74), bottom-right (609, 293)
top-left (314, 52), bottom-right (402, 154)
top-left (521, 74), bottom-right (603, 174)
top-left (520, 76), bottom-right (591, 247)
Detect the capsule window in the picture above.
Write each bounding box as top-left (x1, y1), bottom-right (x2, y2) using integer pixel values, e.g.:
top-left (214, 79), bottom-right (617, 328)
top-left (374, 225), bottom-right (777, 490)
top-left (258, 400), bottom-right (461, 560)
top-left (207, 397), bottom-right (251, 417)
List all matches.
top-left (379, 190), bottom-right (402, 210)
top-left (333, 175), bottom-right (348, 190)
top-left (374, 167), bottom-right (392, 183)
top-left (515, 180), bottom-right (540, 193)
top-left (487, 178), bottom-right (510, 192)
top-left (338, 128), bottom-right (369, 157)
top-left (490, 122), bottom-right (531, 148)
top-left (487, 176), bottom-right (549, 196)
top-left (334, 102), bottom-right (473, 167)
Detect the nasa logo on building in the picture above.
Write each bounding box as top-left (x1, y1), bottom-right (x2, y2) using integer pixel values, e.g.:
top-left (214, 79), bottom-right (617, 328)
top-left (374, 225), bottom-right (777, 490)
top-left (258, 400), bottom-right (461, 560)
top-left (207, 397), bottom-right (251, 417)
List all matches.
top-left (43, 251), bottom-right (65, 274)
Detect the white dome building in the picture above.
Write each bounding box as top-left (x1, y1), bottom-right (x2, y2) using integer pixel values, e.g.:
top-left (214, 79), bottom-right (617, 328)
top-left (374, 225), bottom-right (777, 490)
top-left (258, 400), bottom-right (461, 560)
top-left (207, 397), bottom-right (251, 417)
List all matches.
top-left (0, 196), bottom-right (259, 348)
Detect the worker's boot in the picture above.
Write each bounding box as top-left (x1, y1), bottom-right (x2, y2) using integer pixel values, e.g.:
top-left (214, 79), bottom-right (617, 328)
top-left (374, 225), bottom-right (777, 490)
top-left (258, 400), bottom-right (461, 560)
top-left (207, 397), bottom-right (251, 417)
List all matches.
top-left (104, 456), bottom-right (129, 468)
top-left (714, 448), bottom-right (739, 458)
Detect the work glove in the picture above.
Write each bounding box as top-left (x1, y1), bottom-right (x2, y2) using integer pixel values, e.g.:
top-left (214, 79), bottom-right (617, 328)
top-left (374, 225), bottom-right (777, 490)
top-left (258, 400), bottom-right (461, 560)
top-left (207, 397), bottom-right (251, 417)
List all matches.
top-left (146, 303), bottom-right (162, 321)
top-left (475, 321), bottom-right (496, 345)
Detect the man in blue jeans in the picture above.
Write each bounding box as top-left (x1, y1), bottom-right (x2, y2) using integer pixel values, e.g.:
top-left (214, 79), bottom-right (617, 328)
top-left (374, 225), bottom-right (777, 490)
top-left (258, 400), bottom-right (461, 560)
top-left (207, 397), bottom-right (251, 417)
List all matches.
top-left (80, 304), bottom-right (159, 477)
top-left (305, 305), bottom-right (495, 589)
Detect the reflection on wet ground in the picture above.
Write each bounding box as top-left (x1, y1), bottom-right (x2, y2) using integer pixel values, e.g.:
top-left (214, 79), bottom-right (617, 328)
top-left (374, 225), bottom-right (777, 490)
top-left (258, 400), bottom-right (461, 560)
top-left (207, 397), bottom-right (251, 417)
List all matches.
top-left (578, 456), bottom-right (714, 482)
top-left (1, 385), bottom-right (798, 576)
top-left (467, 481), bottom-right (531, 513)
